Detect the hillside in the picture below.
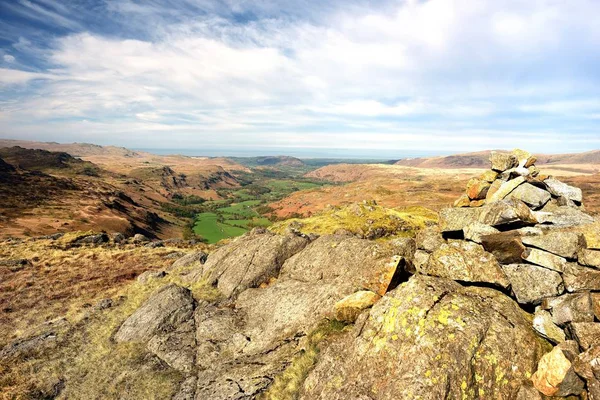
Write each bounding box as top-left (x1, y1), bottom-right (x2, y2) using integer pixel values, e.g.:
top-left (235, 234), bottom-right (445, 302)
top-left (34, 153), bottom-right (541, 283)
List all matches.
top-left (0, 139), bottom-right (140, 158)
top-left (395, 149), bottom-right (600, 170)
top-left (3, 153), bottom-right (600, 398)
top-left (255, 155), bottom-right (305, 167)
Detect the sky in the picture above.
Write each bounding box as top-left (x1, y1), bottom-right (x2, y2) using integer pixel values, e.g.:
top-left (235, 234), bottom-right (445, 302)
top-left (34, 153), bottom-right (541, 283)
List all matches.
top-left (0, 0), bottom-right (599, 157)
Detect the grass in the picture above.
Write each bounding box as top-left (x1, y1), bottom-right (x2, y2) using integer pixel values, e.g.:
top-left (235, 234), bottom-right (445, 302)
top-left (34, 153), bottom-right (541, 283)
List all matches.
top-left (193, 212), bottom-right (247, 244)
top-left (217, 200), bottom-right (262, 218)
top-left (224, 217), bottom-right (271, 228)
top-left (0, 244), bottom-right (219, 400)
top-left (270, 202), bottom-right (438, 239)
top-left (260, 320), bottom-right (347, 400)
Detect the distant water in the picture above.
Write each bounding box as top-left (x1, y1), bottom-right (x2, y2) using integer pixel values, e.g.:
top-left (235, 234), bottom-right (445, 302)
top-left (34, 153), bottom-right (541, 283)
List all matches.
top-left (133, 147), bottom-right (449, 160)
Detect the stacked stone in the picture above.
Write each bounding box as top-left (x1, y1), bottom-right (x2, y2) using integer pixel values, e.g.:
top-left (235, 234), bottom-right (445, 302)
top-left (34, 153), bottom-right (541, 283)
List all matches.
top-left (415, 150), bottom-right (600, 399)
top-left (454, 149), bottom-right (583, 212)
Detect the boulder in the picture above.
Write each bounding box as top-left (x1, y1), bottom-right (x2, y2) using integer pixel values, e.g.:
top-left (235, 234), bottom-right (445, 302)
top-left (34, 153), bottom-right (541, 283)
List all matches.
top-left (147, 319), bottom-right (195, 373)
top-left (170, 251), bottom-right (208, 270)
top-left (173, 377), bottom-right (197, 400)
top-left (114, 284), bottom-right (194, 343)
top-left (453, 193), bottom-right (471, 207)
top-left (466, 178), bottom-right (490, 200)
top-left (563, 263), bottom-right (600, 292)
top-left (509, 183), bottom-right (551, 209)
top-left (486, 179), bottom-right (503, 200)
top-left (512, 149), bottom-right (533, 168)
top-left (522, 231), bottom-right (584, 259)
top-left (573, 346), bottom-right (600, 400)
top-left (279, 235), bottom-right (402, 296)
top-left (569, 322), bottom-right (600, 351)
top-left (438, 207), bottom-right (479, 233)
top-left (490, 151), bottom-right (519, 172)
top-left (187, 231), bottom-right (310, 298)
top-left (521, 247), bottom-right (567, 273)
top-left (579, 248), bottom-right (600, 268)
top-left (301, 275), bottom-right (551, 399)
top-left (132, 233), bottom-right (150, 243)
top-left (333, 291), bottom-right (381, 323)
top-left (540, 207), bottom-right (595, 227)
top-left (480, 170), bottom-right (498, 183)
top-left (0, 258), bottom-right (33, 272)
top-left (481, 231), bottom-right (526, 264)
top-left (592, 293), bottom-right (600, 321)
top-left (76, 233), bottom-right (109, 245)
top-left (417, 241), bottom-right (509, 288)
top-left (499, 167), bottom-right (531, 181)
top-left (502, 264), bottom-right (564, 305)
top-left (415, 227), bottom-right (445, 252)
top-left (533, 309), bottom-right (565, 344)
top-left (462, 222), bottom-right (499, 244)
top-left (531, 346), bottom-right (585, 397)
top-left (478, 198), bottom-right (536, 227)
top-left (542, 293), bottom-right (594, 326)
top-left (136, 270), bottom-right (167, 283)
top-left (486, 176), bottom-right (526, 202)
top-left (545, 178), bottom-right (583, 203)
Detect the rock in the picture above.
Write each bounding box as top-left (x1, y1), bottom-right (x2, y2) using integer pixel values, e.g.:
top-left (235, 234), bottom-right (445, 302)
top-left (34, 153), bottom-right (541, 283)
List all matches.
top-left (542, 293), bottom-right (594, 326)
top-left (389, 237), bottom-right (416, 260)
top-left (570, 322), bottom-right (600, 351)
top-left (0, 258), bottom-right (32, 272)
top-left (94, 298), bottom-right (113, 310)
top-left (490, 151), bottom-right (519, 172)
top-left (480, 170), bottom-right (498, 183)
top-left (500, 167), bottom-right (531, 180)
top-left (187, 231), bottom-right (309, 298)
top-left (563, 263), bottom-right (600, 292)
top-left (522, 247), bottom-right (567, 273)
top-left (170, 251), bottom-right (208, 270)
top-left (480, 231), bottom-right (526, 264)
top-left (469, 199), bottom-right (485, 207)
top-left (453, 193), bottom-right (471, 207)
top-left (502, 264), bottom-right (564, 304)
top-left (512, 149), bottom-right (533, 168)
top-left (438, 207), bottom-right (479, 233)
top-left (573, 346), bottom-right (600, 400)
top-left (173, 376), bottom-right (196, 400)
top-left (0, 318), bottom-right (68, 361)
top-left (579, 249), bottom-right (600, 268)
top-left (132, 233), bottom-right (150, 243)
top-left (522, 231), bottom-right (584, 259)
top-left (76, 233), bottom-right (109, 245)
top-left (540, 207), bottom-right (595, 227)
top-left (531, 346), bottom-right (585, 397)
top-left (334, 291), bottom-right (381, 323)
top-left (147, 319), bottom-right (195, 373)
top-left (533, 309), bottom-right (566, 344)
top-left (557, 195), bottom-right (579, 207)
top-left (114, 284), bottom-right (194, 343)
top-left (413, 250), bottom-right (430, 272)
top-left (415, 227), bottom-right (445, 252)
top-left (592, 293), bottom-right (600, 321)
top-left (516, 383), bottom-right (543, 400)
top-left (145, 241), bottom-right (164, 248)
top-left (112, 232), bottom-right (126, 244)
top-left (466, 178), bottom-right (490, 200)
top-left (486, 179), bottom-right (503, 200)
top-left (463, 222), bottom-right (499, 244)
top-left (478, 198), bottom-right (537, 227)
top-left (486, 176), bottom-right (526, 202)
top-left (301, 275), bottom-right (551, 399)
top-left (509, 183), bottom-right (551, 209)
top-left (418, 241), bottom-right (509, 288)
top-left (279, 235), bottom-right (403, 296)
top-left (137, 270), bottom-right (167, 283)
top-left (545, 178), bottom-right (583, 203)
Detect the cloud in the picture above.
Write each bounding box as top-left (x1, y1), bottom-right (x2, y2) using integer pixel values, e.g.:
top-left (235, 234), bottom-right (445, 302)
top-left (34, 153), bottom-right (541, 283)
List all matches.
top-left (1, 0), bottom-right (600, 155)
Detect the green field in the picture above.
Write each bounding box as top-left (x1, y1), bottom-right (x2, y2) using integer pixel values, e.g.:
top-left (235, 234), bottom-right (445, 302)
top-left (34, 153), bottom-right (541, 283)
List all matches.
top-left (218, 200), bottom-right (262, 217)
top-left (224, 217), bottom-right (271, 228)
top-left (193, 212), bottom-right (247, 244)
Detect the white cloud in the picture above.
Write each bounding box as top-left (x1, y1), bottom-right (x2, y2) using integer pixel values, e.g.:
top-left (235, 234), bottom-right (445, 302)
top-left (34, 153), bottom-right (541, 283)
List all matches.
top-left (3, 55), bottom-right (16, 63)
top-left (1, 0), bottom-right (600, 153)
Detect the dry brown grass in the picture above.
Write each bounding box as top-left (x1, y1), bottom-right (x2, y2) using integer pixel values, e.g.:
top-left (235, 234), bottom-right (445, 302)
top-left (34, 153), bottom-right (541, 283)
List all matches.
top-left (0, 236), bottom-right (208, 346)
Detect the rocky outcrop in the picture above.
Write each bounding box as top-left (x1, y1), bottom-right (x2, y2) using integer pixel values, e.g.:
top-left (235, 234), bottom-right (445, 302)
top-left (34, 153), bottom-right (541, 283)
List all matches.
top-left (301, 275), bottom-right (551, 399)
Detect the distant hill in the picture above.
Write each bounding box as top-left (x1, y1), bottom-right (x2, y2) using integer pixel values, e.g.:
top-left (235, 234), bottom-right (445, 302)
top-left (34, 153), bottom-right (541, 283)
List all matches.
top-left (395, 149), bottom-right (600, 168)
top-left (255, 156), bottom-right (305, 167)
top-left (0, 146), bottom-right (101, 176)
top-left (0, 139), bottom-right (141, 158)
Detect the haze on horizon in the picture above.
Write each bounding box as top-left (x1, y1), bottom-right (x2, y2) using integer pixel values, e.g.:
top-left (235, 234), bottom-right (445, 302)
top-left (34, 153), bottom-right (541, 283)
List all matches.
top-left (1, 0), bottom-right (599, 156)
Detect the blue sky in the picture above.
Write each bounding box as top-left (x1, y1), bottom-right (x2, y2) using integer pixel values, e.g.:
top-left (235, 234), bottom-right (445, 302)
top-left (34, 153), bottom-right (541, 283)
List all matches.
top-left (0, 0), bottom-right (599, 156)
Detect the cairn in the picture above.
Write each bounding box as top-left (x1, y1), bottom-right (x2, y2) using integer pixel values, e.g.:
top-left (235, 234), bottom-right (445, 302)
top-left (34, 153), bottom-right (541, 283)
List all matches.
top-left (415, 149), bottom-right (600, 398)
